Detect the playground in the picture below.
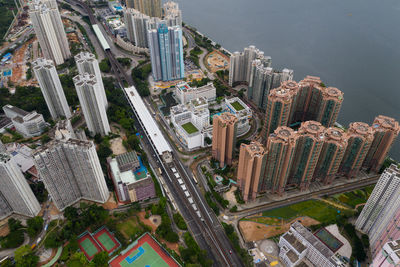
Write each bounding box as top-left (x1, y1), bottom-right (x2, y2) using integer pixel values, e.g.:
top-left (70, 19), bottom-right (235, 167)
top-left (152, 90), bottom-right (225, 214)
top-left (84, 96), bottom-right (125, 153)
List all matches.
top-left (78, 227), bottom-right (121, 261)
top-left (109, 233), bottom-right (180, 267)
top-left (205, 50), bottom-right (229, 72)
top-left (77, 232), bottom-right (102, 261)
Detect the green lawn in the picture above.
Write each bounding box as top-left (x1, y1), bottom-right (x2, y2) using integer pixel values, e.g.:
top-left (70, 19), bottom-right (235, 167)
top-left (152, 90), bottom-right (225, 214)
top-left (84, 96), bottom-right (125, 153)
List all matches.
top-left (181, 122), bottom-right (199, 134)
top-left (262, 200), bottom-right (341, 223)
top-left (331, 185), bottom-right (375, 208)
top-left (116, 217), bottom-right (142, 239)
top-left (231, 101), bottom-right (245, 111)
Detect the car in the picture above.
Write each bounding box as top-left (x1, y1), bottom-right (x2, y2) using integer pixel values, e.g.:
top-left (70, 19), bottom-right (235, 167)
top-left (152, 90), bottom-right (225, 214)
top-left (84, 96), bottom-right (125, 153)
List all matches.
top-left (229, 250), bottom-right (232, 254)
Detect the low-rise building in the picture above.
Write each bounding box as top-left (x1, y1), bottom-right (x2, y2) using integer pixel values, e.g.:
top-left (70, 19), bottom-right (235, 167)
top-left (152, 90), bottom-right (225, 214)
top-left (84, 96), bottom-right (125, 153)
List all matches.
top-left (108, 151), bottom-right (155, 203)
top-left (3, 104), bottom-right (46, 137)
top-left (372, 239), bottom-right (400, 267)
top-left (279, 222), bottom-right (346, 267)
top-left (224, 97), bottom-right (252, 136)
top-left (175, 82), bottom-right (216, 104)
top-left (105, 15), bottom-right (126, 38)
top-left (170, 97), bottom-right (212, 150)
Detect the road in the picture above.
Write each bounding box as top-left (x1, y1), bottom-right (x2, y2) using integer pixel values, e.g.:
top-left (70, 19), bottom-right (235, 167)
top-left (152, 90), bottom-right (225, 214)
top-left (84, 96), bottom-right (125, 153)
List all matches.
top-left (0, 28), bottom-right (34, 55)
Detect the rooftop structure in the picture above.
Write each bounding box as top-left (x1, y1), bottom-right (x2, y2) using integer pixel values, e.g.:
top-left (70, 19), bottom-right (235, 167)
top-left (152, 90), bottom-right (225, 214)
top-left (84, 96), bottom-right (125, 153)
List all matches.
top-left (163, 1), bottom-right (182, 27)
top-left (4, 143), bottom-right (38, 179)
top-left (372, 238), bottom-right (400, 267)
top-left (2, 104), bottom-right (46, 137)
top-left (108, 151), bottom-right (155, 203)
top-left (93, 24), bottom-right (110, 50)
top-left (105, 15), bottom-right (126, 38)
top-left (225, 97), bottom-right (252, 136)
top-left (175, 82), bottom-right (216, 104)
top-left (124, 86), bottom-right (171, 155)
top-left (279, 222), bottom-right (346, 267)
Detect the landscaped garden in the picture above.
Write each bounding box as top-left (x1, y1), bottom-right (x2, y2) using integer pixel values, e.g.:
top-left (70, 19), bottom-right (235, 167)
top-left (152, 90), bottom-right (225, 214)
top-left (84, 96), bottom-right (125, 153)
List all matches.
top-left (231, 100), bottom-right (245, 111)
top-left (329, 185), bottom-right (375, 208)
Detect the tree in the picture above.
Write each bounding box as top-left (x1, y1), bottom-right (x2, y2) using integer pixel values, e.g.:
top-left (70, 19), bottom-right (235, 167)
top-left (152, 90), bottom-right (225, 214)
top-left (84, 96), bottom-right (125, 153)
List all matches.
top-left (27, 216), bottom-right (44, 237)
top-left (8, 218), bottom-right (22, 231)
top-left (14, 245), bottom-right (39, 267)
top-left (99, 59), bottom-right (111, 73)
top-left (92, 251), bottom-right (109, 267)
top-left (204, 137), bottom-right (212, 145)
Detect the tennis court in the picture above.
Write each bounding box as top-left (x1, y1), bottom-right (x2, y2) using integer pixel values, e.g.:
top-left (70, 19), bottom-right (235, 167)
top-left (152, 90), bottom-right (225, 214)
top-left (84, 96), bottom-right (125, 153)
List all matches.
top-left (93, 227), bottom-right (121, 254)
top-left (78, 233), bottom-right (102, 261)
top-left (314, 227), bottom-right (343, 252)
top-left (109, 233), bottom-right (180, 267)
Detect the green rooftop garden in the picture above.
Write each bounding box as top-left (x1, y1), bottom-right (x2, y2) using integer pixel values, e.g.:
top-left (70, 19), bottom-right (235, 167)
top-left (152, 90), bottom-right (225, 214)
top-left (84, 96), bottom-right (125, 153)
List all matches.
top-left (181, 122), bottom-right (199, 134)
top-left (231, 101), bottom-right (245, 111)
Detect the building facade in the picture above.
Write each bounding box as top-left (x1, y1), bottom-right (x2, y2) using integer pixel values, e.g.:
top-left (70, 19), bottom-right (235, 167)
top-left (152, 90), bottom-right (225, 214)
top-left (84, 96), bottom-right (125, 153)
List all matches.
top-left (29, 0), bottom-right (71, 65)
top-left (125, 8), bottom-right (150, 48)
top-left (3, 105), bottom-right (46, 137)
top-left (372, 239), bottom-right (400, 267)
top-left (148, 22), bottom-right (184, 81)
top-left (131, 0), bottom-right (162, 17)
top-left (355, 164), bottom-right (400, 257)
top-left (175, 82), bottom-right (216, 104)
top-left (212, 112), bottom-right (238, 168)
top-left (0, 153), bottom-right (41, 219)
top-left (363, 115), bottom-right (400, 173)
top-left (313, 128), bottom-right (348, 184)
top-left (108, 151), bottom-right (155, 203)
top-left (73, 73), bottom-right (111, 136)
top-left (163, 1), bottom-right (182, 27)
top-left (33, 58), bottom-right (71, 119)
top-left (339, 122), bottom-right (374, 178)
top-left (33, 139), bottom-right (109, 211)
top-left (75, 52), bottom-right (108, 109)
top-left (237, 141), bottom-right (266, 202)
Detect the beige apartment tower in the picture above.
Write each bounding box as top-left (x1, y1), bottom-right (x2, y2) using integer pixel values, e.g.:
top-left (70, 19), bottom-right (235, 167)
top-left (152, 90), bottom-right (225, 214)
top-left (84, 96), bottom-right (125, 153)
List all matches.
top-left (212, 112), bottom-right (238, 168)
top-left (363, 115), bottom-right (400, 173)
top-left (261, 126), bottom-right (299, 195)
top-left (237, 141), bottom-right (266, 202)
top-left (131, 0), bottom-right (162, 18)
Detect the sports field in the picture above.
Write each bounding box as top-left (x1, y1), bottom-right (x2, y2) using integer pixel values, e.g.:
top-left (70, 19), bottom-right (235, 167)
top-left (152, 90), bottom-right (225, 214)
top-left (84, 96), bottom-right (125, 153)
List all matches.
top-left (93, 228), bottom-right (121, 254)
top-left (78, 233), bottom-right (102, 261)
top-left (109, 233), bottom-right (180, 267)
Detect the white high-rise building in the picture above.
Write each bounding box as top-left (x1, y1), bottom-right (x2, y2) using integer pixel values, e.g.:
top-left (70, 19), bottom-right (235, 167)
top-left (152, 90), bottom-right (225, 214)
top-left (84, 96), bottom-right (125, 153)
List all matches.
top-left (74, 52), bottom-right (108, 109)
top-left (163, 1), bottom-right (182, 27)
top-left (0, 153), bottom-right (41, 219)
top-left (229, 45), bottom-right (269, 86)
top-left (73, 74), bottom-right (110, 136)
top-left (33, 58), bottom-right (71, 119)
top-left (355, 164), bottom-right (400, 257)
top-left (33, 138), bottom-right (109, 211)
top-left (125, 8), bottom-right (150, 48)
top-left (29, 0), bottom-right (71, 65)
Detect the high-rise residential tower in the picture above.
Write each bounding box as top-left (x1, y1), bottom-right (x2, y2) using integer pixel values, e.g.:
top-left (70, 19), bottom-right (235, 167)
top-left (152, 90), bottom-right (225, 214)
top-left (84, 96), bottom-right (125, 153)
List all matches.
top-left (315, 87), bottom-right (344, 127)
top-left (0, 140), bottom-right (6, 153)
top-left (261, 81), bottom-right (298, 143)
top-left (248, 59), bottom-right (293, 109)
top-left (261, 127), bottom-right (298, 195)
top-left (287, 121), bottom-right (325, 190)
top-left (33, 58), bottom-right (71, 119)
top-left (163, 1), bottom-right (182, 27)
top-left (339, 122), bottom-right (374, 178)
top-left (74, 52), bottom-right (108, 109)
top-left (29, 0), bottom-right (71, 65)
top-left (212, 112), bottom-right (238, 168)
top-left (124, 8), bottom-right (150, 48)
top-left (237, 141), bottom-right (266, 202)
top-left (363, 115), bottom-right (400, 173)
top-left (355, 164), bottom-right (400, 257)
top-left (148, 22), bottom-right (184, 81)
top-left (229, 46), bottom-right (270, 86)
top-left (73, 74), bottom-right (110, 136)
top-left (0, 153), bottom-right (41, 219)
top-left (131, 0), bottom-right (162, 17)
top-left (33, 138), bottom-right (109, 211)
top-left (313, 128), bottom-right (348, 184)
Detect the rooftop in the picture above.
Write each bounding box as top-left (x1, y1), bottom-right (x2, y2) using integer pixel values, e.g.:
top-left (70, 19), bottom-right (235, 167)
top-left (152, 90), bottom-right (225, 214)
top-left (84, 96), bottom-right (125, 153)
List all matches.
top-left (181, 122), bottom-right (198, 134)
top-left (3, 104), bottom-right (29, 117)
